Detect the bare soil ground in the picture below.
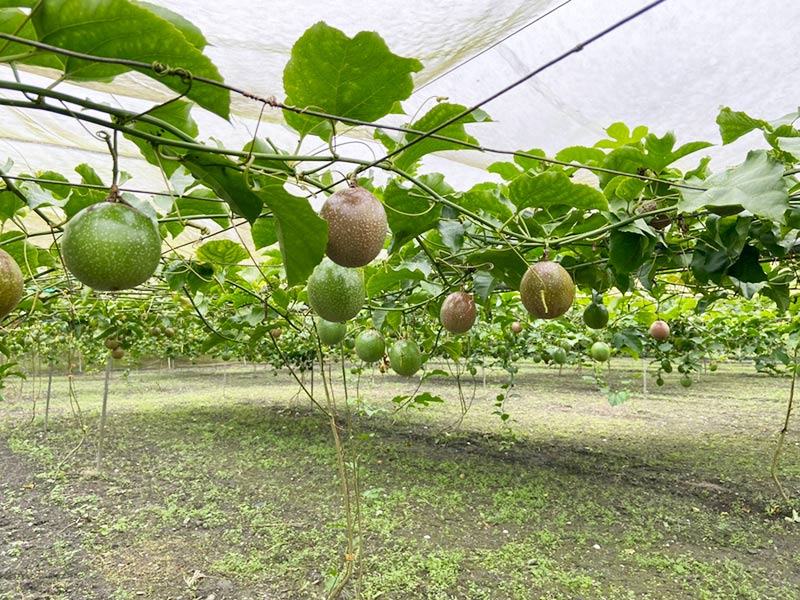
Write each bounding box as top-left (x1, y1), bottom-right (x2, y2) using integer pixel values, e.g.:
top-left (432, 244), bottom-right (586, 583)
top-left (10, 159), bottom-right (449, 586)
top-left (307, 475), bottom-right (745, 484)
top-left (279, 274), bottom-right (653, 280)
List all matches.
top-left (1, 360), bottom-right (798, 599)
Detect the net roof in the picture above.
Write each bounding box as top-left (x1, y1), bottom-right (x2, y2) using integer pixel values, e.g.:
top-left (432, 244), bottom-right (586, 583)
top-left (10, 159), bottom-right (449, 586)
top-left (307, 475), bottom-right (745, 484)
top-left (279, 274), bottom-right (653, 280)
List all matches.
top-left (0, 0), bottom-right (797, 191)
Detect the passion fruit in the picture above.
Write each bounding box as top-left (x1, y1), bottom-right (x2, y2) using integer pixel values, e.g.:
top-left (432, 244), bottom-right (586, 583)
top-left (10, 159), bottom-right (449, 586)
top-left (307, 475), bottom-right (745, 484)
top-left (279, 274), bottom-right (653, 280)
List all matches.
top-left (306, 258), bottom-right (365, 322)
top-left (317, 318), bottom-right (347, 346)
top-left (439, 291), bottom-right (476, 334)
top-left (583, 301), bottom-right (609, 329)
top-left (61, 201), bottom-right (161, 291)
top-left (320, 186), bottom-right (387, 268)
top-left (510, 321), bottom-right (523, 334)
top-left (388, 339), bottom-right (422, 377)
top-left (649, 319), bottom-right (670, 341)
top-left (519, 261), bottom-right (575, 319)
top-left (590, 341), bottom-right (611, 362)
top-left (355, 329), bottom-right (385, 363)
top-left (0, 248), bottom-right (23, 319)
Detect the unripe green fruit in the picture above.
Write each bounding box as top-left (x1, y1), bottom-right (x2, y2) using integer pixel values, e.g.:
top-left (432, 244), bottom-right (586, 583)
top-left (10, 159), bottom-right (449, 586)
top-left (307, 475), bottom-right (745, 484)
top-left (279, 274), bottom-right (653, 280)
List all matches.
top-left (0, 248), bottom-right (23, 319)
top-left (680, 374), bottom-right (692, 388)
top-left (320, 187), bottom-right (387, 267)
top-left (306, 258), bottom-right (364, 322)
top-left (388, 339), bottom-right (422, 377)
top-left (440, 291), bottom-right (476, 334)
top-left (61, 201), bottom-right (161, 291)
top-left (590, 341), bottom-right (611, 362)
top-left (552, 347), bottom-right (567, 365)
top-left (656, 376), bottom-right (665, 387)
top-left (583, 302), bottom-right (609, 329)
top-left (661, 359), bottom-right (673, 373)
top-left (317, 318), bottom-right (347, 346)
top-left (709, 362), bottom-right (718, 372)
top-left (355, 329), bottom-right (385, 363)
top-left (519, 261), bottom-right (575, 319)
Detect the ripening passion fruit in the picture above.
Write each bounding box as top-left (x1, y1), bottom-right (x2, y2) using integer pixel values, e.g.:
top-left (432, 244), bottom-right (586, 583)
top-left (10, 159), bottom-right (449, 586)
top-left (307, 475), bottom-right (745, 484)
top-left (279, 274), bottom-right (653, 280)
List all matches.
top-left (583, 301), bottom-right (609, 329)
top-left (590, 341), bottom-right (611, 362)
top-left (355, 329), bottom-right (385, 363)
top-left (388, 339), bottom-right (422, 377)
top-left (0, 248), bottom-right (23, 319)
top-left (519, 261), bottom-right (575, 319)
top-left (320, 186), bottom-right (387, 268)
top-left (649, 319), bottom-right (670, 341)
top-left (439, 291), bottom-right (476, 334)
top-left (306, 258), bottom-right (365, 322)
top-left (317, 318), bottom-right (347, 346)
top-left (61, 201), bottom-right (161, 291)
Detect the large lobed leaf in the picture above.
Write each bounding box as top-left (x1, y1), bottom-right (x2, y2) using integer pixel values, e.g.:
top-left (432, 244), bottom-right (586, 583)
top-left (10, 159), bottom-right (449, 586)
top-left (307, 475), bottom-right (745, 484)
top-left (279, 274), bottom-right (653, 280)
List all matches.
top-left (283, 22), bottom-right (422, 140)
top-left (509, 170), bottom-right (608, 211)
top-left (30, 0), bottom-right (229, 119)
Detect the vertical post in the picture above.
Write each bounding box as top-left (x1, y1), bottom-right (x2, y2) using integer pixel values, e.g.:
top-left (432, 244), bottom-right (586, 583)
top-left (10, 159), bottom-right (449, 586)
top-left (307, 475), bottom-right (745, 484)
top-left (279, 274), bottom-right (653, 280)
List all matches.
top-left (44, 359), bottom-right (54, 435)
top-left (642, 359), bottom-right (647, 400)
top-left (96, 353), bottom-right (112, 471)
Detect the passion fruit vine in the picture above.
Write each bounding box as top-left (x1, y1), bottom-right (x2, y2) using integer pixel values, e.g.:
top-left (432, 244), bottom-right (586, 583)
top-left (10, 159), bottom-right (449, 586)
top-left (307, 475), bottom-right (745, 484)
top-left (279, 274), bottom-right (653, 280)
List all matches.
top-left (320, 186), bottom-right (387, 268)
top-left (61, 201), bottom-right (161, 291)
top-left (0, 248), bottom-right (23, 319)
top-left (519, 261), bottom-right (575, 319)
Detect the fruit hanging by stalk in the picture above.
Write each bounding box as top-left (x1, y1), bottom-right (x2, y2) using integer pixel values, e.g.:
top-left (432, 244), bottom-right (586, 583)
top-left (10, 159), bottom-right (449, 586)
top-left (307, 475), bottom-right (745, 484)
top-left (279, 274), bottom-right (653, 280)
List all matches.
top-left (439, 291), bottom-right (476, 334)
top-left (0, 248), bottom-right (23, 319)
top-left (519, 261), bottom-right (575, 319)
top-left (320, 186), bottom-right (387, 267)
top-left (306, 258), bottom-right (365, 322)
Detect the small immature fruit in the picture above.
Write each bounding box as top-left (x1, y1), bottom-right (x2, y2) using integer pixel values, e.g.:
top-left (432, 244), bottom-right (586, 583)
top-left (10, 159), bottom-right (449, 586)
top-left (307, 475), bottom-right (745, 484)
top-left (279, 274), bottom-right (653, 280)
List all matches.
top-left (388, 339), bottom-right (422, 377)
top-left (510, 321), bottom-right (523, 334)
top-left (270, 327), bottom-right (283, 339)
top-left (0, 248), bottom-right (23, 319)
top-left (61, 201), bottom-right (161, 291)
top-left (590, 341), bottom-right (611, 362)
top-left (680, 374), bottom-right (693, 388)
top-left (307, 258), bottom-right (365, 322)
top-left (552, 347), bottom-right (567, 365)
top-left (709, 362), bottom-right (718, 372)
top-left (656, 376), bottom-right (665, 387)
top-left (320, 186), bottom-right (387, 268)
top-left (111, 346), bottom-right (125, 360)
top-left (519, 261), bottom-right (575, 319)
top-left (164, 327), bottom-right (175, 339)
top-left (583, 301), bottom-right (609, 329)
top-left (355, 329), bottom-right (385, 363)
top-left (649, 319), bottom-right (670, 341)
top-left (317, 318), bottom-right (347, 346)
top-left (661, 358), bottom-right (673, 373)
top-left (439, 291), bottom-right (476, 334)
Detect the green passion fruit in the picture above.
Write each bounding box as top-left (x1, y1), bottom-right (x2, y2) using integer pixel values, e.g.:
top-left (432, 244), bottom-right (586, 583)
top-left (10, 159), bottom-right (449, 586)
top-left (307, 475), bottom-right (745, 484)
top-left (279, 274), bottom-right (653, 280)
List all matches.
top-left (355, 329), bottom-right (385, 363)
top-left (388, 339), bottom-right (422, 377)
top-left (0, 248), bottom-right (23, 319)
top-left (439, 291), bottom-right (477, 334)
top-left (320, 186), bottom-right (387, 268)
top-left (590, 341), bottom-right (611, 362)
top-left (306, 258), bottom-right (365, 322)
top-left (317, 318), bottom-right (347, 346)
top-left (583, 301), bottom-right (609, 329)
top-left (61, 201), bottom-right (161, 291)
top-left (519, 261), bottom-right (575, 319)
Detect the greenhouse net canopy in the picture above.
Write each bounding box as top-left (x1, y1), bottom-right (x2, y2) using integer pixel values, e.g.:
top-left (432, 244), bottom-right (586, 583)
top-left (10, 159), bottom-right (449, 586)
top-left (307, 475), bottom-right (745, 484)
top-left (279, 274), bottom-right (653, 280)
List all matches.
top-left (0, 0), bottom-right (797, 190)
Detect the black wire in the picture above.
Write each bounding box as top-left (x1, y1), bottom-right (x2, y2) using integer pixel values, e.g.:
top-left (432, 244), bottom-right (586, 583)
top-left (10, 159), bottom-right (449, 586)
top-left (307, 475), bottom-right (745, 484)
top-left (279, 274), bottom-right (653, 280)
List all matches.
top-left (357, 0), bottom-right (670, 175)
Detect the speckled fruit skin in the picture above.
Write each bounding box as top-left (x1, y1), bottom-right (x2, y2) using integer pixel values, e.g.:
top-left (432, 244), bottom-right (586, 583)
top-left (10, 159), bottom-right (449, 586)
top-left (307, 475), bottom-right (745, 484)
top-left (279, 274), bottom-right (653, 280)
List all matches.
top-left (0, 248), bottom-right (23, 319)
top-left (321, 187), bottom-right (387, 268)
top-left (306, 258), bottom-right (365, 322)
top-left (519, 261), bottom-right (575, 319)
top-left (590, 341), bottom-right (610, 362)
top-left (61, 202), bottom-right (161, 291)
top-left (355, 329), bottom-right (385, 363)
top-left (388, 339), bottom-right (422, 377)
top-left (317, 318), bottom-right (347, 345)
top-left (649, 319), bottom-right (670, 341)
top-left (440, 291), bottom-right (476, 334)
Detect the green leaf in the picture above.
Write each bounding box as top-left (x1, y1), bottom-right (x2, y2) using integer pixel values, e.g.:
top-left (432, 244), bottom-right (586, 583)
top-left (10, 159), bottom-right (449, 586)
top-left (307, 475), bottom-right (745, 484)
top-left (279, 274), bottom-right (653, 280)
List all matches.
top-left (509, 170), bottom-right (608, 211)
top-left (31, 0), bottom-right (229, 119)
top-left (472, 270), bottom-right (496, 301)
top-left (123, 100), bottom-right (198, 177)
top-left (728, 244), bottom-right (766, 284)
top-left (608, 231), bottom-right (651, 274)
top-left (679, 150), bottom-right (789, 221)
top-left (196, 240), bottom-right (249, 266)
top-left (487, 161), bottom-right (520, 181)
top-left (467, 248), bottom-right (528, 290)
top-left (62, 164), bottom-right (107, 219)
top-left (282, 22), bottom-right (422, 139)
top-left (251, 217), bottom-right (278, 250)
top-left (256, 182), bottom-right (327, 287)
top-left (554, 146), bottom-right (606, 165)
top-left (180, 153), bottom-right (262, 223)
top-left (458, 183), bottom-right (514, 223)
top-left (716, 107), bottom-right (770, 144)
top-left (594, 122), bottom-right (648, 149)
top-left (0, 190), bottom-right (24, 221)
top-left (133, 2), bottom-right (207, 50)
top-left (366, 267), bottom-right (425, 296)
top-left (0, 8), bottom-right (61, 69)
top-left (394, 103), bottom-right (488, 172)
top-left (384, 175), bottom-right (448, 252)
top-left (438, 220), bottom-right (465, 253)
